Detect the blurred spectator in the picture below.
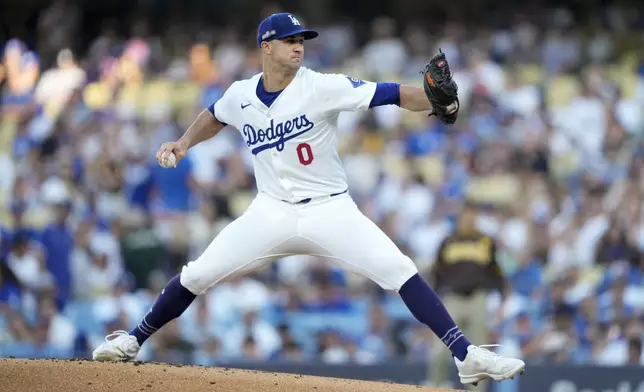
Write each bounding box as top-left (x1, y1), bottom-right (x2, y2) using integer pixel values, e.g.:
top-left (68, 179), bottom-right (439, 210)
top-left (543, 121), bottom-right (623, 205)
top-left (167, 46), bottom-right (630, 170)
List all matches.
top-left (319, 330), bottom-right (351, 364)
top-left (468, 49), bottom-right (507, 99)
top-left (190, 43), bottom-right (224, 110)
top-left (541, 25), bottom-right (581, 73)
top-left (153, 320), bottom-right (194, 363)
top-left (627, 336), bottom-right (643, 365)
top-left (278, 341), bottom-right (305, 362)
top-left (539, 304), bottom-right (580, 363)
top-left (40, 189), bottom-right (74, 309)
top-left (402, 26), bottom-right (432, 79)
top-left (207, 276), bottom-right (272, 325)
top-left (193, 337), bottom-right (223, 365)
top-left (187, 201), bottom-right (231, 261)
top-left (70, 220), bottom-right (123, 299)
top-left (3, 310), bottom-right (34, 344)
top-left (213, 28), bottom-right (246, 85)
top-left (271, 323), bottom-right (306, 362)
top-left (149, 152), bottom-right (196, 233)
top-left (226, 311), bottom-right (282, 360)
top-left (34, 49), bottom-right (85, 120)
top-left (361, 17), bottom-right (407, 78)
top-left (573, 189), bottom-right (610, 267)
top-left (35, 296), bottom-right (77, 352)
top-left (1, 39), bottom-right (40, 114)
top-left (242, 335), bottom-right (261, 361)
top-left (301, 260), bottom-right (351, 311)
top-left (0, 263), bottom-right (22, 312)
top-left (595, 219), bottom-right (640, 266)
top-left (6, 231), bottom-right (52, 296)
top-left (405, 324), bottom-right (433, 362)
top-left (505, 312), bottom-right (540, 359)
top-left (356, 306), bottom-right (391, 364)
top-left (117, 216), bottom-right (166, 291)
top-left (2, 198), bottom-right (41, 257)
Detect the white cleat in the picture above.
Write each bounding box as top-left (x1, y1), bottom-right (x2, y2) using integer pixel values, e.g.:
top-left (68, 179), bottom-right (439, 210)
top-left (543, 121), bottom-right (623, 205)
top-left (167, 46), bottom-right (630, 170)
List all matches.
top-left (454, 345), bottom-right (525, 386)
top-left (92, 330), bottom-right (141, 362)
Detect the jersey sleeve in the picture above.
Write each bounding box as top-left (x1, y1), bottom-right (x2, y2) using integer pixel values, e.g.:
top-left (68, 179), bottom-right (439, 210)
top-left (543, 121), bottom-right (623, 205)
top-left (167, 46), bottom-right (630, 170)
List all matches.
top-left (207, 83), bottom-right (238, 126)
top-left (315, 73), bottom-right (379, 112)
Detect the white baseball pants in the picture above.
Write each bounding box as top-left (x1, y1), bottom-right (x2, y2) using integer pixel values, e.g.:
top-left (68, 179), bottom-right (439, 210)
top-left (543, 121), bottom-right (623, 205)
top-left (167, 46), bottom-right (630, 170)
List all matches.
top-left (180, 192), bottom-right (418, 295)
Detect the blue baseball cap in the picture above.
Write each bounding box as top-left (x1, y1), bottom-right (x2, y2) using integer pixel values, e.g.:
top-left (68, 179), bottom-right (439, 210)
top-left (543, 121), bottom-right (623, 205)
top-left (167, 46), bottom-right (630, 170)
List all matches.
top-left (257, 13), bottom-right (318, 47)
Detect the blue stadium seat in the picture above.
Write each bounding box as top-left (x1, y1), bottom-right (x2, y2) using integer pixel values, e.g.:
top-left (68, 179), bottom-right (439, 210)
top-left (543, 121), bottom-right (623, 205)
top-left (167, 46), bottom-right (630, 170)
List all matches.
top-left (284, 310), bottom-right (369, 340)
top-left (0, 343), bottom-right (38, 358)
top-left (292, 334), bottom-right (319, 357)
top-left (258, 305), bottom-right (281, 325)
top-left (381, 295), bottom-right (415, 321)
top-left (62, 300), bottom-right (104, 335)
top-left (349, 297), bottom-right (371, 313)
top-left (0, 344), bottom-right (74, 359)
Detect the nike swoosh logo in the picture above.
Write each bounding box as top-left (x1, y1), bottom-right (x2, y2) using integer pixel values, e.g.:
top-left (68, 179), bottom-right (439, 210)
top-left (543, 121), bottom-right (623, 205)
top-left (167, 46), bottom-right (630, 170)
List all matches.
top-left (241, 103), bottom-right (251, 109)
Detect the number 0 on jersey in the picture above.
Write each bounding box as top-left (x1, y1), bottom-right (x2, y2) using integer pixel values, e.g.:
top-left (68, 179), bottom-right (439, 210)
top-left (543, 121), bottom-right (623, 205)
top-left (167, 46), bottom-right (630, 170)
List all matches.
top-left (296, 143), bottom-right (314, 165)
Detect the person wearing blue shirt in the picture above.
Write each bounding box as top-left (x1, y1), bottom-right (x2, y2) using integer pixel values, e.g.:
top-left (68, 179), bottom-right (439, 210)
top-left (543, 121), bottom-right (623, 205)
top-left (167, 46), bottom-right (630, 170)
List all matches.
top-left (123, 152), bottom-right (154, 212)
top-left (0, 201), bottom-right (41, 258)
top-left (40, 201), bottom-right (74, 310)
top-left (405, 119), bottom-right (448, 157)
top-left (150, 153), bottom-right (195, 214)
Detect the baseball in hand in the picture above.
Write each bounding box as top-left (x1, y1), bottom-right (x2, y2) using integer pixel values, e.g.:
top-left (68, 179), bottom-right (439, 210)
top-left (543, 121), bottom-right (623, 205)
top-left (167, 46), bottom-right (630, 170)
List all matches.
top-left (160, 151), bottom-right (177, 168)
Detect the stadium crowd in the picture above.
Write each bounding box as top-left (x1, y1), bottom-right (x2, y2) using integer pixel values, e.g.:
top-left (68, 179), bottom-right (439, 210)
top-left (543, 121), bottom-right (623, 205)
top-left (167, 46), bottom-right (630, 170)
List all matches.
top-left (0, 0), bottom-right (644, 379)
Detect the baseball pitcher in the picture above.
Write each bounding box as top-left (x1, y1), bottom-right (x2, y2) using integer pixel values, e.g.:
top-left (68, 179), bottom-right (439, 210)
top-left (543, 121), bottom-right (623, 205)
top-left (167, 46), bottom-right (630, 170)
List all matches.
top-left (93, 13), bottom-right (525, 386)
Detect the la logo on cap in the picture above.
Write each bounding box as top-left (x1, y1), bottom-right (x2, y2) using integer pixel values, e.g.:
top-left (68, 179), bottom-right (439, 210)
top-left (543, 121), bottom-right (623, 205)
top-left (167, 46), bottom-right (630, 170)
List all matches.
top-left (288, 14), bottom-right (300, 25)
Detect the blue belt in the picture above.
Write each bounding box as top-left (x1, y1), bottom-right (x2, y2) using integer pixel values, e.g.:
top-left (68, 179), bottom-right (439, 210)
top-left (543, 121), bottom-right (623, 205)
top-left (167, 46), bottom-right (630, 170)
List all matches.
top-left (290, 189), bottom-right (348, 205)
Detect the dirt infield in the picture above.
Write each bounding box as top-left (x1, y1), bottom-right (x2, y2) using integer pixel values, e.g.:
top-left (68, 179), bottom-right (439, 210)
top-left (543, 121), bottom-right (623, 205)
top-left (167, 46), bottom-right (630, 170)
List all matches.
top-left (0, 358), bottom-right (465, 392)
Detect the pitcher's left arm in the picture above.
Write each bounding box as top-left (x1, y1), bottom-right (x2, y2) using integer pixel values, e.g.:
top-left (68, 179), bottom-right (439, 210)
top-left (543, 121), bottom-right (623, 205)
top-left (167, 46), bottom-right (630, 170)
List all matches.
top-left (399, 85), bottom-right (458, 115)
top-left (367, 50), bottom-right (459, 123)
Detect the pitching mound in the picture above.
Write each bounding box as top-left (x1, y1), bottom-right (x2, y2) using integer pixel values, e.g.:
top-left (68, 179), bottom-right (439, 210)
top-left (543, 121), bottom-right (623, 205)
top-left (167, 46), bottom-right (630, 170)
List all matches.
top-left (0, 358), bottom-right (464, 392)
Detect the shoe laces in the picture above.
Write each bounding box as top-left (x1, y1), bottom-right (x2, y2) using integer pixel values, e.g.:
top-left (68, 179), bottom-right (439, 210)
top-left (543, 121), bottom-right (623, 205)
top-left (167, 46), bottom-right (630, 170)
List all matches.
top-left (474, 344), bottom-right (504, 363)
top-left (105, 330), bottom-right (133, 343)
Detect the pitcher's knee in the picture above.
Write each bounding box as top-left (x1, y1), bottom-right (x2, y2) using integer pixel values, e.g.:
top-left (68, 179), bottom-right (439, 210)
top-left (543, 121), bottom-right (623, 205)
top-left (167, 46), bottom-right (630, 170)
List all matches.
top-left (179, 259), bottom-right (219, 295)
top-left (375, 256), bottom-right (418, 292)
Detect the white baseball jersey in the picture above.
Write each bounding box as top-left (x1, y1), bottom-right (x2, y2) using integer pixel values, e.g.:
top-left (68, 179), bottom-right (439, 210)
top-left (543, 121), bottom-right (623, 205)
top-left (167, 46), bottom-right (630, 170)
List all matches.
top-left (179, 66), bottom-right (417, 299)
top-left (212, 67), bottom-right (377, 203)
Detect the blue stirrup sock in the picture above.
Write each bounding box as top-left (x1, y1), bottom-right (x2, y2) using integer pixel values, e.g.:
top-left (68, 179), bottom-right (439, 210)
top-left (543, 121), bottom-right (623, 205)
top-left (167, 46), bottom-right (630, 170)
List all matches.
top-left (399, 273), bottom-right (471, 361)
top-left (129, 274), bottom-right (197, 345)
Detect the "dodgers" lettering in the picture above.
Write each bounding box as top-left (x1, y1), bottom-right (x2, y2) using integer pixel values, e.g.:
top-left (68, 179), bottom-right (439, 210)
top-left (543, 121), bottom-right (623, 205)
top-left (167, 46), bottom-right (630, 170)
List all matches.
top-left (242, 114), bottom-right (314, 155)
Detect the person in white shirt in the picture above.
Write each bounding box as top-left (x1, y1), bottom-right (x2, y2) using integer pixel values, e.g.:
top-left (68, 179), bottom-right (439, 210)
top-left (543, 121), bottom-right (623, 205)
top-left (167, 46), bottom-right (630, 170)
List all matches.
top-left (93, 12), bottom-right (524, 385)
top-left (361, 17), bottom-right (408, 77)
top-left (34, 48), bottom-right (86, 109)
top-left (224, 311), bottom-right (282, 360)
top-left (6, 232), bottom-right (53, 294)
